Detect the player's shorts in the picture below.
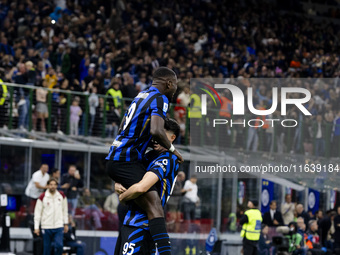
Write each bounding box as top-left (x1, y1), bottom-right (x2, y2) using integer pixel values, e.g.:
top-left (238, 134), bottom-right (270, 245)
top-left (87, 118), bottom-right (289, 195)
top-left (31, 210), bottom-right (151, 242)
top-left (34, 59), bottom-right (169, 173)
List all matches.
top-left (106, 160), bottom-right (146, 189)
top-left (118, 225), bottom-right (155, 255)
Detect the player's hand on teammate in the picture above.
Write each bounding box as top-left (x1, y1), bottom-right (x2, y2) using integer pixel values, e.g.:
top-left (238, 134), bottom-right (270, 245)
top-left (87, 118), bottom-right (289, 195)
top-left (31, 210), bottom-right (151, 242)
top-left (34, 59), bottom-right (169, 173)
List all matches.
top-left (115, 183), bottom-right (127, 195)
top-left (118, 194), bottom-right (127, 204)
top-left (174, 149), bottom-right (184, 163)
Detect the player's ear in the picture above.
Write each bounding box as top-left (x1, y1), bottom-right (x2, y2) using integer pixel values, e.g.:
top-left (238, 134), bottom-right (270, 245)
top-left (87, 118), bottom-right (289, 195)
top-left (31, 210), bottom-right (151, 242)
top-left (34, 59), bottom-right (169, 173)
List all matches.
top-left (166, 80), bottom-right (172, 89)
top-left (171, 134), bottom-right (176, 142)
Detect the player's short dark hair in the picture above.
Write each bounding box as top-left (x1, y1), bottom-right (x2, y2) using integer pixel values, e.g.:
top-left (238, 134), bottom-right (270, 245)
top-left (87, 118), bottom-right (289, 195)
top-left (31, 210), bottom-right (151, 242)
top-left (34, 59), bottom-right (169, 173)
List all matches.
top-left (153, 67), bottom-right (176, 80)
top-left (164, 117), bottom-right (180, 140)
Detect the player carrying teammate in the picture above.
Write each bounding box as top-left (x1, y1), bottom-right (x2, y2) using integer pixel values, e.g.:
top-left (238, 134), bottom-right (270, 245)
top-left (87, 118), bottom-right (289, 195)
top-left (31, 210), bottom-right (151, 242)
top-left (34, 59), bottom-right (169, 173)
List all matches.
top-left (116, 117), bottom-right (180, 255)
top-left (106, 67), bottom-right (183, 255)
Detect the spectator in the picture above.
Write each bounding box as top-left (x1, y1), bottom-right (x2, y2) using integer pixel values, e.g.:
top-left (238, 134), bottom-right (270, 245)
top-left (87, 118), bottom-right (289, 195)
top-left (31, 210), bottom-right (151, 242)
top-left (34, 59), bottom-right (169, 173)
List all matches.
top-left (284, 222), bottom-right (306, 255)
top-left (0, 77), bottom-right (8, 128)
top-left (105, 81), bottom-right (121, 138)
top-left (34, 178), bottom-right (68, 255)
top-left (121, 72), bottom-right (137, 102)
top-left (296, 204), bottom-right (310, 230)
top-left (182, 175), bottom-right (199, 224)
top-left (297, 217), bottom-right (307, 245)
top-left (135, 73), bottom-right (148, 92)
top-left (0, 0), bottom-right (339, 157)
top-left (240, 200), bottom-right (262, 255)
top-left (25, 164), bottom-right (49, 213)
top-left (103, 190), bottom-right (119, 230)
top-left (175, 86), bottom-right (190, 120)
top-left (61, 165), bottom-right (84, 217)
top-left (309, 211), bottom-right (316, 221)
top-left (63, 215), bottom-right (86, 255)
top-left (25, 61), bottom-right (36, 85)
top-left (78, 188), bottom-right (104, 230)
top-left (316, 210), bottom-right (323, 224)
top-left (314, 115), bottom-right (326, 157)
top-left (34, 79), bottom-right (48, 132)
top-left (305, 220), bottom-right (325, 254)
top-left (103, 190), bottom-right (119, 215)
top-left (14, 63), bottom-right (28, 129)
top-left (282, 194), bottom-right (295, 225)
top-left (263, 200), bottom-right (284, 227)
top-left (318, 211), bottom-right (336, 250)
top-left (51, 168), bottom-right (60, 183)
top-left (69, 97), bottom-right (82, 136)
top-left (45, 68), bottom-right (57, 89)
top-left (88, 87), bottom-right (99, 136)
top-left (258, 224), bottom-right (271, 255)
top-left (167, 171), bottom-right (186, 232)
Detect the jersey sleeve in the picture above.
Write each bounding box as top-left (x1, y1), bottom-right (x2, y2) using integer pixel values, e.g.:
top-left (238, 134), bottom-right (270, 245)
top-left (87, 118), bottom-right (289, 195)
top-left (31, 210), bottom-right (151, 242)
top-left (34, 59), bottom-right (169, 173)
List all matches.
top-left (150, 95), bottom-right (169, 119)
top-left (146, 154), bottom-right (171, 181)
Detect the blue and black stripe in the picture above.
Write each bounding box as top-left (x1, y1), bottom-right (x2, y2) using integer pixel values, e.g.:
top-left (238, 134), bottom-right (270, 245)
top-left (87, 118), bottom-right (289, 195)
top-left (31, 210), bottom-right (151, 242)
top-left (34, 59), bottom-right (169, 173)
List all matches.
top-left (106, 87), bottom-right (169, 162)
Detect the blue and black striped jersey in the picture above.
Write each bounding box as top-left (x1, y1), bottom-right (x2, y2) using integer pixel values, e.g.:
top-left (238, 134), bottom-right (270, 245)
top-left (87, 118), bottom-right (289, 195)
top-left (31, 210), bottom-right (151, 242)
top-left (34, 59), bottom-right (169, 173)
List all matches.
top-left (106, 87), bottom-right (169, 162)
top-left (123, 151), bottom-right (179, 230)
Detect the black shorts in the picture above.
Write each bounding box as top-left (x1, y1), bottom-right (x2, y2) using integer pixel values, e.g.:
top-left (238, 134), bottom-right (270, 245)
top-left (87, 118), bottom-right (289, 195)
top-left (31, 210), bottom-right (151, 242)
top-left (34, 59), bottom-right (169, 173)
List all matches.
top-left (118, 226), bottom-right (155, 255)
top-left (106, 160), bottom-right (146, 189)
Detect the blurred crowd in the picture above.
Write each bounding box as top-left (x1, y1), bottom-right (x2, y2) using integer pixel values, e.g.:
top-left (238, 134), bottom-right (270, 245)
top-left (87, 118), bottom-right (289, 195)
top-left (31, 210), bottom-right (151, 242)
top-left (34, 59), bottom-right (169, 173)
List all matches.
top-left (256, 195), bottom-right (340, 255)
top-left (0, 0), bottom-right (339, 155)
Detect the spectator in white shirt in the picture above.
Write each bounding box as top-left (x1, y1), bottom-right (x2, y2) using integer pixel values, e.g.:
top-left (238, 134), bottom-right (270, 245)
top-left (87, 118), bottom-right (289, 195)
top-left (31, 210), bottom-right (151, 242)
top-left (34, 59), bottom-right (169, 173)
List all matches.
top-left (104, 191), bottom-right (119, 230)
top-left (182, 175), bottom-right (199, 223)
top-left (281, 194), bottom-right (295, 225)
top-left (25, 164), bottom-right (50, 213)
top-left (34, 178), bottom-right (68, 255)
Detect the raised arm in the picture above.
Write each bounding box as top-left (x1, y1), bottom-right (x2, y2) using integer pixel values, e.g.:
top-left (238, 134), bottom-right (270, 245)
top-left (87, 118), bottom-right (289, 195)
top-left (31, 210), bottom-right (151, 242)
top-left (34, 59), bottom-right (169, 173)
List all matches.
top-left (151, 115), bottom-right (183, 163)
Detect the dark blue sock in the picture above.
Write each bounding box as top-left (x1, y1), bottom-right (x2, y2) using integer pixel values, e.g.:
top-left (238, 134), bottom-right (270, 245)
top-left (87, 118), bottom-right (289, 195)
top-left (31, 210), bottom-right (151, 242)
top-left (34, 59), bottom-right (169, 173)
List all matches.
top-left (149, 217), bottom-right (171, 255)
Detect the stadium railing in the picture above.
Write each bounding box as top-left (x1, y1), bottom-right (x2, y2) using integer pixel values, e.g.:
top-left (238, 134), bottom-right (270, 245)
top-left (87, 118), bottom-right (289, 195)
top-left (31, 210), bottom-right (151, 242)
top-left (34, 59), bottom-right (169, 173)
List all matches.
top-left (1, 82), bottom-right (339, 158)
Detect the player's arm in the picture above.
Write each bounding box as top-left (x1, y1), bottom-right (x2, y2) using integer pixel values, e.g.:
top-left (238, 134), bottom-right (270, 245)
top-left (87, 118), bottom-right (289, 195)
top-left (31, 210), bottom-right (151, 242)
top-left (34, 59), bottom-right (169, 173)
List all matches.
top-left (150, 115), bottom-right (183, 163)
top-left (119, 172), bottom-right (159, 202)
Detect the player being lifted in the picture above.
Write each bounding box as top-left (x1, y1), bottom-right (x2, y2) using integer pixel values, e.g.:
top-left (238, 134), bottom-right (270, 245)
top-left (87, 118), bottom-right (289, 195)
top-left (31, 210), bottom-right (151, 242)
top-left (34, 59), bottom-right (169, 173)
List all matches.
top-left (116, 118), bottom-right (180, 255)
top-left (106, 67), bottom-right (183, 255)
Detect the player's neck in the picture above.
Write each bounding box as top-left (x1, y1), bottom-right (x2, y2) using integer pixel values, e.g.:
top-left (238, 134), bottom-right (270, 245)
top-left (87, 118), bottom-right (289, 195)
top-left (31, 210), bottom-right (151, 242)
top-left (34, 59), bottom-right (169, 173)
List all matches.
top-left (152, 84), bottom-right (165, 94)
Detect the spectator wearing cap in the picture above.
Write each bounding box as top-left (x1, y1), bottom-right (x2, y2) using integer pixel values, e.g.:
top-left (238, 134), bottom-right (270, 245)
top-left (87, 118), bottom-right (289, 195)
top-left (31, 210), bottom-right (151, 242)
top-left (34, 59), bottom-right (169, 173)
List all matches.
top-left (240, 200), bottom-right (263, 255)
